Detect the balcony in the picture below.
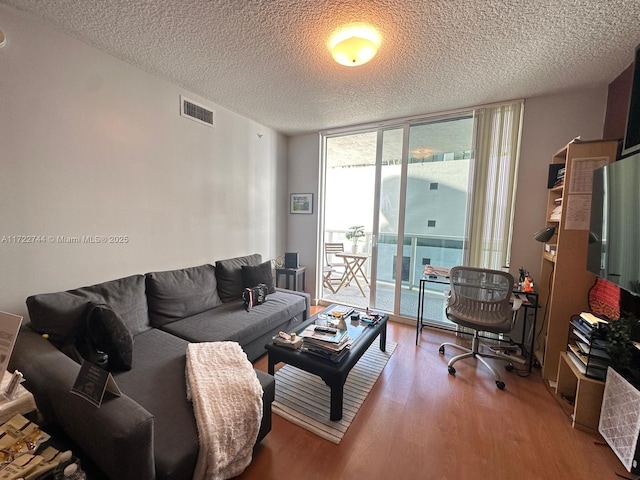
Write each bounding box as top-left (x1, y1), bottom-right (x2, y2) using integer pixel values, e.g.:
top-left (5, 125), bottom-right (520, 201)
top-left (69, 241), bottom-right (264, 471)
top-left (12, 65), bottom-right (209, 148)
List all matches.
top-left (321, 230), bottom-right (462, 324)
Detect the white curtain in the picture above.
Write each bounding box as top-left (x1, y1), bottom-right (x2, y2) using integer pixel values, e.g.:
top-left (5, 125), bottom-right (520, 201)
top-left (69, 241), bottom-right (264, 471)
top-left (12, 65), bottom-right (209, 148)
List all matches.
top-left (467, 101), bottom-right (524, 270)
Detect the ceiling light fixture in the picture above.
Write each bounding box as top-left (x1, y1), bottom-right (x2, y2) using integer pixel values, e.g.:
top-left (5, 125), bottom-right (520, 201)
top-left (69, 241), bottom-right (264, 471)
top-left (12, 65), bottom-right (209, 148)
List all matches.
top-left (330, 26), bottom-right (380, 67)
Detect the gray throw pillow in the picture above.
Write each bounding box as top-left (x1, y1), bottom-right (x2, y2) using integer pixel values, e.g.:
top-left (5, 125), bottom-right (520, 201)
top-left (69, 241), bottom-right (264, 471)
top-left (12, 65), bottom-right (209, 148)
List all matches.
top-left (85, 302), bottom-right (134, 372)
top-left (26, 274), bottom-right (149, 346)
top-left (215, 253), bottom-right (262, 302)
top-left (241, 260), bottom-right (275, 294)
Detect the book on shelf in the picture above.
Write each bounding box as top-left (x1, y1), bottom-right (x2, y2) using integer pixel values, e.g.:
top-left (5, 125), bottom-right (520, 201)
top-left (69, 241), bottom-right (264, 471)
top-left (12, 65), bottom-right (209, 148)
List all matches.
top-left (575, 341), bottom-right (611, 361)
top-left (572, 327), bottom-right (608, 350)
top-left (579, 312), bottom-right (609, 329)
top-left (566, 346), bottom-right (607, 381)
top-left (549, 204), bottom-right (562, 221)
top-left (568, 344), bottom-right (609, 370)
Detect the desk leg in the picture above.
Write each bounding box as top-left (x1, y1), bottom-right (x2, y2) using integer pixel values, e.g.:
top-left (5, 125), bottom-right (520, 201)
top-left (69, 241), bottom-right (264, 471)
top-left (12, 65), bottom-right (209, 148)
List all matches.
top-left (379, 322), bottom-right (387, 352)
top-left (528, 300), bottom-right (538, 374)
top-left (416, 280), bottom-right (424, 344)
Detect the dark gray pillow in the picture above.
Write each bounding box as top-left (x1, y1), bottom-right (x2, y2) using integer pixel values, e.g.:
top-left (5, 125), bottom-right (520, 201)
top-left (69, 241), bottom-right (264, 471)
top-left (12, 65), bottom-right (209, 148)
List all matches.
top-left (145, 264), bottom-right (222, 327)
top-left (26, 274), bottom-right (149, 346)
top-left (215, 254), bottom-right (262, 302)
top-left (241, 260), bottom-right (275, 294)
top-left (85, 302), bottom-right (134, 372)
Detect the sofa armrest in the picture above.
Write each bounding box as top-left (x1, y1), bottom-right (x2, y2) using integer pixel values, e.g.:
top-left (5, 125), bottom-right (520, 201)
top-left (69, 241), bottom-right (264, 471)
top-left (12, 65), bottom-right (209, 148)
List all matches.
top-left (9, 329), bottom-right (156, 480)
top-left (274, 288), bottom-right (310, 319)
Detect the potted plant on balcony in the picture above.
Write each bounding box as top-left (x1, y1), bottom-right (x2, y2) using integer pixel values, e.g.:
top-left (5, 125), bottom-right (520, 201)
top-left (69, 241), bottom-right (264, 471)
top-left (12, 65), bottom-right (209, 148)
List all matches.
top-left (345, 225), bottom-right (365, 253)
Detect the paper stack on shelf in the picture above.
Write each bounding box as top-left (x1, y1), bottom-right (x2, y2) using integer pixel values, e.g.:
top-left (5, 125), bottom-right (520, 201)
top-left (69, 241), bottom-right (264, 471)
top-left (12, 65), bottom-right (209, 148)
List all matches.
top-left (554, 167), bottom-right (565, 187)
top-left (550, 197), bottom-right (563, 221)
top-left (566, 312), bottom-right (610, 380)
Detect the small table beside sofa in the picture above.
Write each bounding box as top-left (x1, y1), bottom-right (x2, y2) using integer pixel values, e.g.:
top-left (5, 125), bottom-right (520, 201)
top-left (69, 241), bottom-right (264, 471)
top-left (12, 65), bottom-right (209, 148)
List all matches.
top-left (9, 253), bottom-right (311, 480)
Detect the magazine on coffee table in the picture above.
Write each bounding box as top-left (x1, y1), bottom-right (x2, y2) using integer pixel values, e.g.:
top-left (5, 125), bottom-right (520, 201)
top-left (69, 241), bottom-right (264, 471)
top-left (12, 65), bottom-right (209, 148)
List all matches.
top-left (299, 325), bottom-right (348, 344)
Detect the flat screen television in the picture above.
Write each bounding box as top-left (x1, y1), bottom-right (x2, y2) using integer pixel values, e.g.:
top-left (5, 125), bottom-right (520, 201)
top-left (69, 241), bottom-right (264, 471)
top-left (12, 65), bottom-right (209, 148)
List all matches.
top-left (587, 153), bottom-right (640, 295)
top-left (622, 43), bottom-right (640, 158)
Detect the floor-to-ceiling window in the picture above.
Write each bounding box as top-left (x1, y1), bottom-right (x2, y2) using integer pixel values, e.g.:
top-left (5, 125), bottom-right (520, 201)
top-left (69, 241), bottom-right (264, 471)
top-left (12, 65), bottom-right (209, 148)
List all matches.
top-left (319, 101), bottom-right (523, 326)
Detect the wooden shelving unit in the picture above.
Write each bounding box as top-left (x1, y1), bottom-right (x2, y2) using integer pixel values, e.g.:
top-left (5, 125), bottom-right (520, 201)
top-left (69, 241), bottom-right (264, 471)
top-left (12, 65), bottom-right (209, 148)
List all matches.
top-left (535, 139), bottom-right (619, 383)
top-left (555, 351), bottom-right (605, 431)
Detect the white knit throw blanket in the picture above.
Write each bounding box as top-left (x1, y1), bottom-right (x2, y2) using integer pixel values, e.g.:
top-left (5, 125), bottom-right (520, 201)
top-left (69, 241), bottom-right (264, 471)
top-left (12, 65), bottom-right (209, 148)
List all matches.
top-left (185, 342), bottom-right (263, 480)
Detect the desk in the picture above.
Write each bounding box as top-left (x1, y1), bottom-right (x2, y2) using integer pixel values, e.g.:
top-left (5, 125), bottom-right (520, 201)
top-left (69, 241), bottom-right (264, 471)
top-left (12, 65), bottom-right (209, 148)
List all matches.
top-left (275, 267), bottom-right (306, 292)
top-left (335, 253), bottom-right (370, 297)
top-left (416, 275), bottom-right (539, 373)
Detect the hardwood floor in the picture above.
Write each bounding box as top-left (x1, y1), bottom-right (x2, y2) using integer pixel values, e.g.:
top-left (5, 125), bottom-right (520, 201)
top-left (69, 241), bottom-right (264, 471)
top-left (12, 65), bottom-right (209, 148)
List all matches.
top-left (240, 314), bottom-right (628, 480)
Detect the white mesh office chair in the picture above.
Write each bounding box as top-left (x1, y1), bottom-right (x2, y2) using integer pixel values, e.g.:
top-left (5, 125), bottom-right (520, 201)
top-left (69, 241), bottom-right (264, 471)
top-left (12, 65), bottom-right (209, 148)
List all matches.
top-left (438, 266), bottom-right (521, 390)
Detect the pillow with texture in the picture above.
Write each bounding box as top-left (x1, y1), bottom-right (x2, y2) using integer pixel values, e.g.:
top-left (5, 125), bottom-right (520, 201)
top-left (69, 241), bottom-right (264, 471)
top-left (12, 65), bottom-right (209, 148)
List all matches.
top-left (215, 253), bottom-right (262, 302)
top-left (85, 302), bottom-right (134, 372)
top-left (241, 260), bottom-right (275, 294)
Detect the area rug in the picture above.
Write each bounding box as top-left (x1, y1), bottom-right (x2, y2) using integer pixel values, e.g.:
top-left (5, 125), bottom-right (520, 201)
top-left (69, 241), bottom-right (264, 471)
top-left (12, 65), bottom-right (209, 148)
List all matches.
top-left (272, 341), bottom-right (397, 444)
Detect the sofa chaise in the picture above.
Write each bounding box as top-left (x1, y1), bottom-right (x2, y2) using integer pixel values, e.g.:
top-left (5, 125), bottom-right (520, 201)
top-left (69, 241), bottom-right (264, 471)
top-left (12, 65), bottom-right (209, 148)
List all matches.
top-left (9, 253), bottom-right (311, 480)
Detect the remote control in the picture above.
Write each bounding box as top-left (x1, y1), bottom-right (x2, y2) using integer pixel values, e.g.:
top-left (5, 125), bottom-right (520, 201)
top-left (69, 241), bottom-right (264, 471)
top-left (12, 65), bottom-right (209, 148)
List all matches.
top-left (314, 326), bottom-right (337, 334)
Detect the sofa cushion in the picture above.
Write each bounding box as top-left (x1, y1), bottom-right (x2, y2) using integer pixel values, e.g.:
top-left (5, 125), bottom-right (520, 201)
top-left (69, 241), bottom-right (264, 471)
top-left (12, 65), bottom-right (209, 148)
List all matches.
top-left (146, 264), bottom-right (222, 327)
top-left (85, 302), bottom-right (134, 371)
top-left (111, 328), bottom-right (199, 480)
top-left (241, 260), bottom-right (275, 294)
top-left (26, 275), bottom-right (150, 346)
top-left (159, 291), bottom-right (306, 350)
top-left (215, 254), bottom-right (262, 302)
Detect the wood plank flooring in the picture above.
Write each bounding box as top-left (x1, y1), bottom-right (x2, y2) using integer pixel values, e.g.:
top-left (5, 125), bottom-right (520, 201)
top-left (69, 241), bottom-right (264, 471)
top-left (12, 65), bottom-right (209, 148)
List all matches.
top-left (241, 312), bottom-right (628, 480)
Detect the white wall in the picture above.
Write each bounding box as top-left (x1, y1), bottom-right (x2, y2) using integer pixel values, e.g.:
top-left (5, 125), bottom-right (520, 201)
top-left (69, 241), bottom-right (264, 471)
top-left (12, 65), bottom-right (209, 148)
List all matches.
top-left (0, 6), bottom-right (288, 318)
top-left (288, 87), bottom-right (609, 304)
top-left (287, 133), bottom-right (320, 300)
top-left (511, 86), bottom-right (608, 282)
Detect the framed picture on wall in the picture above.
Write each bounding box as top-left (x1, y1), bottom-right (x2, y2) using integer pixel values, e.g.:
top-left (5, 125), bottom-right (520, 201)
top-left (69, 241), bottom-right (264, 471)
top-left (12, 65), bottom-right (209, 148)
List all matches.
top-left (290, 193), bottom-right (313, 214)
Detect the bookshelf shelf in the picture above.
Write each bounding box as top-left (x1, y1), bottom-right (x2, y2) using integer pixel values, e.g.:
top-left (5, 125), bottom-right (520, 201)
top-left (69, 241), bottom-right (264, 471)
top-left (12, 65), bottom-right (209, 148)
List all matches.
top-left (556, 351), bottom-right (605, 432)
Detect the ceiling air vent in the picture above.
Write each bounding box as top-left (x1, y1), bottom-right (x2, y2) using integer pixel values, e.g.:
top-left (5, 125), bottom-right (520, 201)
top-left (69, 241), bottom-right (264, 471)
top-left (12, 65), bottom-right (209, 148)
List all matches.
top-left (180, 95), bottom-right (215, 127)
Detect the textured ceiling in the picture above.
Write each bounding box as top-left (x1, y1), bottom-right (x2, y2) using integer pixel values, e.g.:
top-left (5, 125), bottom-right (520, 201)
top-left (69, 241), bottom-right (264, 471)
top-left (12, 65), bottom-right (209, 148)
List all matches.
top-left (3, 0), bottom-right (640, 135)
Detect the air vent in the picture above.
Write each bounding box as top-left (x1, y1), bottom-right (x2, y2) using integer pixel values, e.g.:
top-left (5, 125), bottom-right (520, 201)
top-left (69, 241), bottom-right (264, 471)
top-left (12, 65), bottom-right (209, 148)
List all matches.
top-left (180, 95), bottom-right (215, 127)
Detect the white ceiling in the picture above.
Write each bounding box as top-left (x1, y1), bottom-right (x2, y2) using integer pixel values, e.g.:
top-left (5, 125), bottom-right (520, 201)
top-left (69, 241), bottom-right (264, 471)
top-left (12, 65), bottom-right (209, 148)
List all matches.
top-left (3, 0), bottom-right (640, 136)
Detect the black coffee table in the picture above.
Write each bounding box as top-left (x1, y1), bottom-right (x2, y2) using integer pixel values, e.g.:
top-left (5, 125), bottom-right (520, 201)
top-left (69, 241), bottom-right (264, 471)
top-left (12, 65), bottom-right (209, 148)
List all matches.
top-left (266, 307), bottom-right (388, 421)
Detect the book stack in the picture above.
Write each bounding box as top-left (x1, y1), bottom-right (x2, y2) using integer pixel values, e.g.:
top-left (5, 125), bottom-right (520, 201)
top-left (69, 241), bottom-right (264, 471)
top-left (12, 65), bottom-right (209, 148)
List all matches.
top-left (549, 197), bottom-right (562, 221)
top-left (554, 167), bottom-right (565, 187)
top-left (299, 325), bottom-right (352, 362)
top-left (567, 312), bottom-right (610, 380)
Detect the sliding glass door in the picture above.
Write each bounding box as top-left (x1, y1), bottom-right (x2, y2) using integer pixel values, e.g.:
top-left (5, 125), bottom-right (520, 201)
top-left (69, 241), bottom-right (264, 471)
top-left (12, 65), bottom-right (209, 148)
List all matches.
top-left (396, 117), bottom-right (474, 321)
top-left (320, 102), bottom-right (522, 325)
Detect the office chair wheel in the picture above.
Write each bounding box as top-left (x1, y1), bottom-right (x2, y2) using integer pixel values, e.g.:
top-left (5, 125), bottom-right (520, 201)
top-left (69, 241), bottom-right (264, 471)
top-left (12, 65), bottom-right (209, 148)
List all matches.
top-left (505, 363), bottom-right (514, 372)
top-left (448, 366), bottom-right (456, 376)
top-left (496, 380), bottom-right (506, 390)
top-left (439, 345), bottom-right (445, 354)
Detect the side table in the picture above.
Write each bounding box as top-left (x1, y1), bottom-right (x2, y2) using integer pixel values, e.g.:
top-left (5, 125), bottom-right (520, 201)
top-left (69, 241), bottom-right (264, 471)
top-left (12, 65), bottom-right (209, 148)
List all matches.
top-left (275, 267), bottom-right (306, 292)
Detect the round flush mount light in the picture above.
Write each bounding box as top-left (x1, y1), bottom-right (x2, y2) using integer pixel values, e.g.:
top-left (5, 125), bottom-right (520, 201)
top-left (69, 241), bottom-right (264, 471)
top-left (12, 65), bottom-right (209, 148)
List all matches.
top-left (330, 26), bottom-right (380, 67)
top-left (0, 29), bottom-right (6, 48)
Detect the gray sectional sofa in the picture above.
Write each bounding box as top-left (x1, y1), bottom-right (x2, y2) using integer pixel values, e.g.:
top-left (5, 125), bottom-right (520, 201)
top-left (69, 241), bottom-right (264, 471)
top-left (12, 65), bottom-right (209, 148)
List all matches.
top-left (8, 254), bottom-right (311, 480)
